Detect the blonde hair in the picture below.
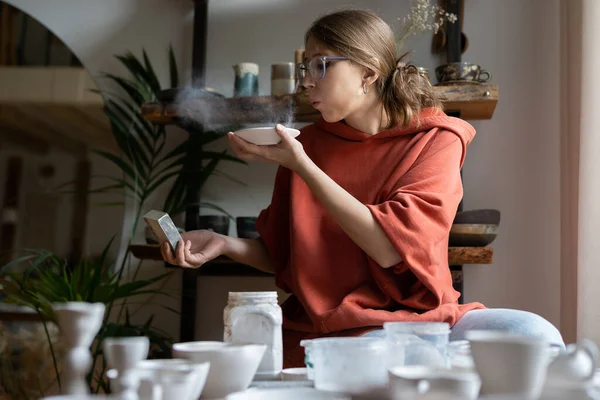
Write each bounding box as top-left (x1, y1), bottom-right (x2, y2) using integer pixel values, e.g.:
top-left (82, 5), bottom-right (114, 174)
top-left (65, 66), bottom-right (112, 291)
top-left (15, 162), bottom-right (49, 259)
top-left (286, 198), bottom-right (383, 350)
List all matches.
top-left (305, 9), bottom-right (441, 128)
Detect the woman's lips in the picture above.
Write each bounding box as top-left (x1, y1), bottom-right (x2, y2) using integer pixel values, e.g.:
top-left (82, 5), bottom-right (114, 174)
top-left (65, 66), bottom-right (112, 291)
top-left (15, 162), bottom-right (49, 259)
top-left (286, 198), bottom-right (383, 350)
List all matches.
top-left (311, 101), bottom-right (320, 108)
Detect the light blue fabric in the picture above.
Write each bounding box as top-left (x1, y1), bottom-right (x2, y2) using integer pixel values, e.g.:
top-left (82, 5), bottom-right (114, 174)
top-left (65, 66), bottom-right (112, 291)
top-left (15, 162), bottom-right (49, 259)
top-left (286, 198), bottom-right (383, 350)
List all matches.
top-left (363, 308), bottom-right (565, 349)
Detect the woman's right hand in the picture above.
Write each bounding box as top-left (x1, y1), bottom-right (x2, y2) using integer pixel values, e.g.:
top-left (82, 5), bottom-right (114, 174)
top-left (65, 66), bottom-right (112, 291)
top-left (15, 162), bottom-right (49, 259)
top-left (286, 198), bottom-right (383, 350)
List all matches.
top-left (160, 230), bottom-right (228, 269)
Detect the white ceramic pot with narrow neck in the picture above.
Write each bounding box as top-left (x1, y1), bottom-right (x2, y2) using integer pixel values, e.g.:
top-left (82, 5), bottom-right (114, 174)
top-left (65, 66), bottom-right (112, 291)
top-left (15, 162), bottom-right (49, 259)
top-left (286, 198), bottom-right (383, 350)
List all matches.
top-left (52, 302), bottom-right (105, 395)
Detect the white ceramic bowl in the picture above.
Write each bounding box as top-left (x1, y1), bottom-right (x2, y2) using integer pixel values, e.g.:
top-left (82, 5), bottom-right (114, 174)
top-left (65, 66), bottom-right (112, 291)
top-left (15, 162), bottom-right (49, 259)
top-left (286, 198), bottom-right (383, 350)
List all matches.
top-left (389, 365), bottom-right (480, 400)
top-left (233, 126), bottom-right (301, 145)
top-left (41, 397), bottom-right (120, 400)
top-left (226, 388), bottom-right (350, 400)
top-left (172, 341), bottom-right (266, 399)
top-left (107, 359), bottom-right (210, 400)
top-left (140, 359), bottom-right (210, 400)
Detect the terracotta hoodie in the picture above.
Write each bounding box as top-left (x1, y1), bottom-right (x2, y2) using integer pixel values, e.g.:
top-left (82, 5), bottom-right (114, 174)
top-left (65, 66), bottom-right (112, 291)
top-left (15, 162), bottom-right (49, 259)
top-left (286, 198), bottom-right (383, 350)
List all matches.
top-left (255, 107), bottom-right (486, 368)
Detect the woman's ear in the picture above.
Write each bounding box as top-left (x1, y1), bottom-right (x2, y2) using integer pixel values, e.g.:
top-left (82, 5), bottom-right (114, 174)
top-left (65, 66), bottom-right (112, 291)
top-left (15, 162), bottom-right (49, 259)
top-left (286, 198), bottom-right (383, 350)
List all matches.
top-left (362, 67), bottom-right (379, 86)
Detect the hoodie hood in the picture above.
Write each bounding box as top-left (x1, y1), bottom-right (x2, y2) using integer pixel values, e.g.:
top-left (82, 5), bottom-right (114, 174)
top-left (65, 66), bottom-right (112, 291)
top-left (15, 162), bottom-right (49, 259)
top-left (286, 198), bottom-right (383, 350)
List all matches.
top-left (315, 107), bottom-right (476, 148)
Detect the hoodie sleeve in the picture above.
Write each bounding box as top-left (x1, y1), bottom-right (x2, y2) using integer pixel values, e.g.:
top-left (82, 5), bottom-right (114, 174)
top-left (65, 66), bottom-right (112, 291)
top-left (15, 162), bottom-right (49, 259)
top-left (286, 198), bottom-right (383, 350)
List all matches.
top-left (365, 130), bottom-right (464, 309)
top-left (255, 165), bottom-right (292, 292)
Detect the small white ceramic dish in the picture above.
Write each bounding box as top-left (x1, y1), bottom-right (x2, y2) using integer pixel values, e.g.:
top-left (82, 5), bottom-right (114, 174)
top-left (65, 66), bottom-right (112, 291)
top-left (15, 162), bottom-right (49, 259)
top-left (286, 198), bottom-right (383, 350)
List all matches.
top-left (233, 126), bottom-right (301, 145)
top-left (225, 388), bottom-right (350, 400)
top-left (281, 367), bottom-right (309, 381)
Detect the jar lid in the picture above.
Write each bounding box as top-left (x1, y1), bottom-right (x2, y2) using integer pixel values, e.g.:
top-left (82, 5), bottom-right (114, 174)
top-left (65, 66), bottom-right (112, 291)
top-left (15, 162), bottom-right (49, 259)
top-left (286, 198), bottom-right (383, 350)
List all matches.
top-left (228, 291), bottom-right (278, 302)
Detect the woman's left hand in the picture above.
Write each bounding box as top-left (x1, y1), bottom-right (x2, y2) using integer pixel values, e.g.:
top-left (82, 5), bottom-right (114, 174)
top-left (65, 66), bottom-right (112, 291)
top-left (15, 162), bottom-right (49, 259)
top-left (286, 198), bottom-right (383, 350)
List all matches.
top-left (228, 124), bottom-right (307, 172)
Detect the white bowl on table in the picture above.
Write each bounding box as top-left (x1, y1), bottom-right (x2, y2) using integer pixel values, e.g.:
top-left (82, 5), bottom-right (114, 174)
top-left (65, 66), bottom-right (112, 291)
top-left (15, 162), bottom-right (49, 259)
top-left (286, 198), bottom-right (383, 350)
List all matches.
top-left (226, 388), bottom-right (350, 400)
top-left (172, 341), bottom-right (266, 399)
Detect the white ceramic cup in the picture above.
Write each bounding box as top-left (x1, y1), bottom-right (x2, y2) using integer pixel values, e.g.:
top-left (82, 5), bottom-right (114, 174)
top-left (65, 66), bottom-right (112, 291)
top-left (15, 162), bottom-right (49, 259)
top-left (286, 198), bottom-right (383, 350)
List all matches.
top-left (107, 359), bottom-right (210, 400)
top-left (388, 366), bottom-right (480, 400)
top-left (424, 369), bottom-right (481, 400)
top-left (388, 365), bottom-right (433, 399)
top-left (466, 330), bottom-right (550, 399)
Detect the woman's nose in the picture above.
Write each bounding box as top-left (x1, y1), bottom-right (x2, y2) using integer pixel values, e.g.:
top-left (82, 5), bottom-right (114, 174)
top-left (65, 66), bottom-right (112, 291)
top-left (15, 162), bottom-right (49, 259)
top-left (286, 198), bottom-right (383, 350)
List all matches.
top-left (301, 74), bottom-right (316, 89)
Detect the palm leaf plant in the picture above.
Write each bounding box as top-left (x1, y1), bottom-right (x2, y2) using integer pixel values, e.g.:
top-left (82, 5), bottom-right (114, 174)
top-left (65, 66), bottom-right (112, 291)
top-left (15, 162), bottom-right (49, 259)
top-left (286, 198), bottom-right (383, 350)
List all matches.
top-left (0, 239), bottom-right (175, 393)
top-left (0, 46), bottom-right (246, 396)
top-left (94, 45), bottom-right (246, 232)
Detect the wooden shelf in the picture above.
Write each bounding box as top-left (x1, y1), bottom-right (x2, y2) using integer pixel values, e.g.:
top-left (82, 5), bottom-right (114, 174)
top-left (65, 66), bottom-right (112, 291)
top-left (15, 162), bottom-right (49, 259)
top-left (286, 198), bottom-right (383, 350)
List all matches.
top-left (130, 244), bottom-right (493, 277)
top-left (0, 304), bottom-right (44, 322)
top-left (0, 67), bottom-right (115, 158)
top-left (141, 83), bottom-right (498, 127)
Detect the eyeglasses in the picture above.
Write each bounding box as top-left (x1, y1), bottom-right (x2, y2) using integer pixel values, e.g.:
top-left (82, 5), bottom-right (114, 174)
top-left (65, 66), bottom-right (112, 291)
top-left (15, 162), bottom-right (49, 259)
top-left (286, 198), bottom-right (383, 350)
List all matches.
top-left (296, 56), bottom-right (349, 81)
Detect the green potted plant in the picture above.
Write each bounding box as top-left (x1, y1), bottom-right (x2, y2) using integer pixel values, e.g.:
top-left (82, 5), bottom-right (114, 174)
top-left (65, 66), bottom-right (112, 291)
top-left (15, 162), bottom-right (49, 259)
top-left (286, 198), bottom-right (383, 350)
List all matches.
top-left (93, 45), bottom-right (246, 240)
top-left (0, 239), bottom-right (174, 396)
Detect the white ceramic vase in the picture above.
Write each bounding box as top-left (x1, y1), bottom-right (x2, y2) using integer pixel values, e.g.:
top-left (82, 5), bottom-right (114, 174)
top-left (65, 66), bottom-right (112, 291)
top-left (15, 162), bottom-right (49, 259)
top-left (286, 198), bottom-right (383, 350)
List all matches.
top-left (103, 336), bottom-right (150, 400)
top-left (52, 302), bottom-right (106, 395)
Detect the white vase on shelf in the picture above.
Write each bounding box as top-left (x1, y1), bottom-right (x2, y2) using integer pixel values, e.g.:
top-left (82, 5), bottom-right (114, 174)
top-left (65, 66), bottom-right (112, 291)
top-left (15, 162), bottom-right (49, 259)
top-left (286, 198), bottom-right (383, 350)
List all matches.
top-left (52, 302), bottom-right (106, 395)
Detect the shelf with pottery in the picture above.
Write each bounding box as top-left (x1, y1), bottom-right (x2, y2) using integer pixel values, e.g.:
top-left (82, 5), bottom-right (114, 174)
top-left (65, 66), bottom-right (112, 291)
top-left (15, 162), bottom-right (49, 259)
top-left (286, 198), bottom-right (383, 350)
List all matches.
top-left (128, 244), bottom-right (493, 276)
top-left (140, 83), bottom-right (498, 125)
top-left (0, 303), bottom-right (45, 322)
top-left (0, 67), bottom-right (115, 158)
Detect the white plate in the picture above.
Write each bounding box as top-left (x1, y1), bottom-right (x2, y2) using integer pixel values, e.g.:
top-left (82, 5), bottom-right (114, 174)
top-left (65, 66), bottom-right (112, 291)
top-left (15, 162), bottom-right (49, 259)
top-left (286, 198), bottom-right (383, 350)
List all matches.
top-left (226, 388), bottom-right (350, 400)
top-left (233, 127), bottom-right (301, 145)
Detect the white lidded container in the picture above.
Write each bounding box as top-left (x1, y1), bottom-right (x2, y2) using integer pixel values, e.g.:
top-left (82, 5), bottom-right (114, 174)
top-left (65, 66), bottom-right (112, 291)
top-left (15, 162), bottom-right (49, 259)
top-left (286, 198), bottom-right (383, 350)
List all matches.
top-left (309, 337), bottom-right (389, 395)
top-left (384, 322), bottom-right (451, 368)
top-left (224, 291), bottom-right (283, 380)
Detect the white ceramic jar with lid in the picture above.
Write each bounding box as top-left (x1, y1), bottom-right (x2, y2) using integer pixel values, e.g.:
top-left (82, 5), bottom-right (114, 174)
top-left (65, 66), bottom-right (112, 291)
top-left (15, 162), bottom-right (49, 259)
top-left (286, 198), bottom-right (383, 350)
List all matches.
top-left (223, 291), bottom-right (283, 380)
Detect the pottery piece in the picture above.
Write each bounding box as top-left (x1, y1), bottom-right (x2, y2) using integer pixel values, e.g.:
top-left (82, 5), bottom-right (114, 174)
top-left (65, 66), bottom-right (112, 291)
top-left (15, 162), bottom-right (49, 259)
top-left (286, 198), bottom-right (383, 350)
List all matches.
top-left (388, 365), bottom-right (480, 400)
top-left (52, 302), bottom-right (106, 395)
top-left (199, 215), bottom-right (230, 235)
top-left (281, 368), bottom-right (309, 381)
top-left (42, 396), bottom-right (121, 400)
top-left (107, 359), bottom-right (210, 400)
top-left (466, 330), bottom-right (550, 399)
top-left (384, 322), bottom-right (451, 368)
top-left (449, 224), bottom-right (499, 247)
top-left (435, 62), bottom-right (491, 84)
top-left (233, 63), bottom-right (259, 97)
top-left (172, 341), bottom-right (266, 399)
top-left (542, 339), bottom-right (599, 399)
top-left (309, 337), bottom-right (389, 395)
top-left (236, 217), bottom-right (259, 239)
top-left (103, 336), bottom-right (150, 400)
top-left (233, 127), bottom-right (301, 146)
top-left (453, 209), bottom-right (501, 225)
top-left (226, 388), bottom-right (350, 400)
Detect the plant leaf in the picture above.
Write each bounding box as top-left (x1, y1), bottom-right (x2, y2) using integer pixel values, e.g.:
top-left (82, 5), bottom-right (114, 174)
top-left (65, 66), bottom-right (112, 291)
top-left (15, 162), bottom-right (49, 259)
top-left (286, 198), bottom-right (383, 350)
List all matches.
top-left (92, 149), bottom-right (138, 183)
top-left (103, 102), bottom-right (149, 178)
top-left (100, 73), bottom-right (145, 106)
top-left (169, 45), bottom-right (179, 89)
top-left (104, 96), bottom-right (155, 158)
top-left (142, 49), bottom-right (162, 98)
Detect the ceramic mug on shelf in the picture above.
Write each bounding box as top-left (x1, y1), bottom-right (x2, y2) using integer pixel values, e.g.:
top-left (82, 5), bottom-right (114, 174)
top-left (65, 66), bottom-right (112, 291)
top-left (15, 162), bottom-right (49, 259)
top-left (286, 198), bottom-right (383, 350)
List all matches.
top-left (233, 62), bottom-right (259, 97)
top-left (435, 62), bottom-right (491, 84)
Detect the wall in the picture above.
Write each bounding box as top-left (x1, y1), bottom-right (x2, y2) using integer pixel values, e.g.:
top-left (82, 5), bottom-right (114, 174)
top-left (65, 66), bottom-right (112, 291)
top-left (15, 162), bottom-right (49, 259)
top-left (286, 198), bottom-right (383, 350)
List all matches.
top-left (2, 0), bottom-right (196, 342)
top-left (460, 0), bottom-right (560, 324)
top-left (3, 0), bottom-right (563, 341)
top-left (201, 0), bottom-right (562, 336)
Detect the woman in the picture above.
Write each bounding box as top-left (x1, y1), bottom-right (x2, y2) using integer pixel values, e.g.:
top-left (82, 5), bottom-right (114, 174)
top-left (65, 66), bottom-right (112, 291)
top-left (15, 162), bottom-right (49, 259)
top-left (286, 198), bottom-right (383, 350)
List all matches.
top-left (162, 9), bottom-right (564, 367)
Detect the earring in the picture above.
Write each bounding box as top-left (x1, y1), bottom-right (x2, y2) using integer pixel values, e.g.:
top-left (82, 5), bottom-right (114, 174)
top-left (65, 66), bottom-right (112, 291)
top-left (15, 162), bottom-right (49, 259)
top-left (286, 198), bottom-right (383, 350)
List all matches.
top-left (363, 82), bottom-right (369, 94)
